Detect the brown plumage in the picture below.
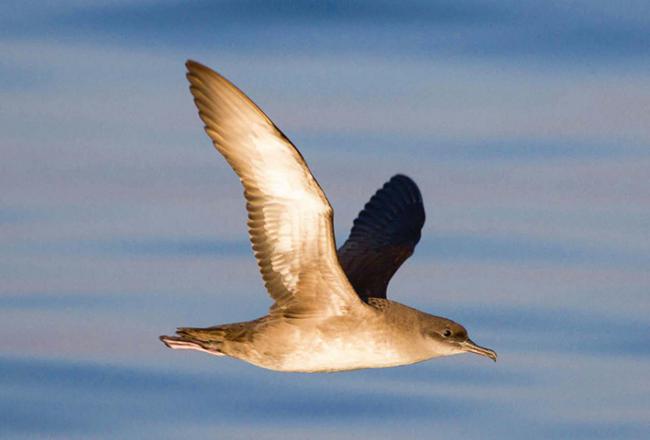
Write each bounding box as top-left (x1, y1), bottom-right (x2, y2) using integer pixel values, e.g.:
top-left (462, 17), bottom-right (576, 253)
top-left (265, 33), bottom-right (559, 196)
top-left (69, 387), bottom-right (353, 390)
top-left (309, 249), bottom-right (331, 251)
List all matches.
top-left (160, 61), bottom-right (496, 372)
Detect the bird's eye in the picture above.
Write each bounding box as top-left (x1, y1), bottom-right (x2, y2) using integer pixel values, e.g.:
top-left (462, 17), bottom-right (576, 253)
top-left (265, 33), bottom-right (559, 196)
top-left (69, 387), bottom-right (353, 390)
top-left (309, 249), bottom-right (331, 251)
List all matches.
top-left (443, 329), bottom-right (452, 337)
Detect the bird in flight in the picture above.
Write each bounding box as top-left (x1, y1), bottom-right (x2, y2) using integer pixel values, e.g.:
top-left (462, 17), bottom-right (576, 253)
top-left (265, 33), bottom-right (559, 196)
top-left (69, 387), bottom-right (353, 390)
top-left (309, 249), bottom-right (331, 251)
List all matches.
top-left (160, 61), bottom-right (497, 372)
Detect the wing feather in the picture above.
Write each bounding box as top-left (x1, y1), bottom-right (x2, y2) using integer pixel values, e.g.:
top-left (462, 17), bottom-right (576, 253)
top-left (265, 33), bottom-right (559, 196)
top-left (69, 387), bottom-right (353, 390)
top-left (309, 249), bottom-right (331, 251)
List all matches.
top-left (338, 174), bottom-right (425, 299)
top-left (186, 60), bottom-right (361, 317)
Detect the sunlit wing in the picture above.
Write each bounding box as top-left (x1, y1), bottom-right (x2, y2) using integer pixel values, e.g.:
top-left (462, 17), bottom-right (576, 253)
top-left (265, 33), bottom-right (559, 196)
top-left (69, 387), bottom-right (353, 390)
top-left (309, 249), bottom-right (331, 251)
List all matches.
top-left (186, 60), bottom-right (362, 318)
top-left (338, 174), bottom-right (425, 299)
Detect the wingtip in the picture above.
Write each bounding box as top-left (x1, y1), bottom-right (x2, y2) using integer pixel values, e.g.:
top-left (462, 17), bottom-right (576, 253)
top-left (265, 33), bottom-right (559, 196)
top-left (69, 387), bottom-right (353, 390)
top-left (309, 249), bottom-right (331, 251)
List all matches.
top-left (185, 60), bottom-right (214, 94)
top-left (185, 60), bottom-right (213, 79)
top-left (184, 60), bottom-right (232, 90)
top-left (387, 174), bottom-right (423, 204)
top-left (390, 173), bottom-right (416, 185)
top-left (186, 59), bottom-right (201, 70)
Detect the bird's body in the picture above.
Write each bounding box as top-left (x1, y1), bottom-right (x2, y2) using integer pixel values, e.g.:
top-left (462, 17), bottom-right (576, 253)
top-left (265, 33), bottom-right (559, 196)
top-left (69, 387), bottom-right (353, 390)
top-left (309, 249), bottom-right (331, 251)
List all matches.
top-left (169, 299), bottom-right (465, 373)
top-left (160, 60), bottom-right (497, 372)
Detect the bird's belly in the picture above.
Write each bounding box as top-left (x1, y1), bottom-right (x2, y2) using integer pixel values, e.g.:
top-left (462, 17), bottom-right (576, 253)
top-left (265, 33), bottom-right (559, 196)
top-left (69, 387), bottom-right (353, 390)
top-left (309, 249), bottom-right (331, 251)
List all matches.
top-left (281, 350), bottom-right (404, 372)
top-left (259, 332), bottom-right (418, 373)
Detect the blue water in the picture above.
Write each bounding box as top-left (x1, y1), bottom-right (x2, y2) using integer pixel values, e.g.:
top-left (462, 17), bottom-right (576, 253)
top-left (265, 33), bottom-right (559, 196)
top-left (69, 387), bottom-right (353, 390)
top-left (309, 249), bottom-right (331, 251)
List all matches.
top-left (1, 1), bottom-right (649, 438)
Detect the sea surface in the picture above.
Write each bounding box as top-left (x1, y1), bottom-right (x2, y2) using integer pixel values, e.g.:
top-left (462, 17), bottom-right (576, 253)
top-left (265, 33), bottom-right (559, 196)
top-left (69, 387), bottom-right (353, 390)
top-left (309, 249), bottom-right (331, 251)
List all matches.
top-left (1, 1), bottom-right (649, 438)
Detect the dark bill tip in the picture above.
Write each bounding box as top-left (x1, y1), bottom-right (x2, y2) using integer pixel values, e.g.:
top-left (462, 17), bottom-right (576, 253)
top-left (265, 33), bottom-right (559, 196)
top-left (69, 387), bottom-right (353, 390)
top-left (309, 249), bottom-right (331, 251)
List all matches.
top-left (461, 339), bottom-right (497, 362)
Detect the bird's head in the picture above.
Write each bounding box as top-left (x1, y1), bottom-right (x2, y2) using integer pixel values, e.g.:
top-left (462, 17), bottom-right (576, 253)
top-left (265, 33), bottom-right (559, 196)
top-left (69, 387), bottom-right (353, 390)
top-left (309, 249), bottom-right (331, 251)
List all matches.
top-left (422, 316), bottom-right (497, 362)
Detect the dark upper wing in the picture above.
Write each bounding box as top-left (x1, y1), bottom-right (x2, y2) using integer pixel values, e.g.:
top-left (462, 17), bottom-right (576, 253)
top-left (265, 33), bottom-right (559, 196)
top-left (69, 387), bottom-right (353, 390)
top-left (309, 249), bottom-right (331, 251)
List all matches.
top-left (337, 174), bottom-right (425, 299)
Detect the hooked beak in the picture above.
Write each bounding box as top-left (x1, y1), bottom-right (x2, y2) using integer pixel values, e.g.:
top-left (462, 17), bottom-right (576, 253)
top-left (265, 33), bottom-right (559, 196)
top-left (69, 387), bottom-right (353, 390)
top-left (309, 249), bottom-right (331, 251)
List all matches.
top-left (460, 338), bottom-right (497, 362)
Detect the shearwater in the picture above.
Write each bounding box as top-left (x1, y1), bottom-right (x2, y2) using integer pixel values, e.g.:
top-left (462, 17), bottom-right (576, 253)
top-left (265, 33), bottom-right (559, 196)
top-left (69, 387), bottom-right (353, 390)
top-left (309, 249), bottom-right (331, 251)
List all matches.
top-left (160, 61), bottom-right (497, 372)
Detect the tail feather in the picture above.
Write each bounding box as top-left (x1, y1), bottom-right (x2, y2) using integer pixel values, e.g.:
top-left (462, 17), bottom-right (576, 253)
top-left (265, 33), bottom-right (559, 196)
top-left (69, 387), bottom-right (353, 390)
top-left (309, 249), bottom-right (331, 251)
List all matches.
top-left (176, 326), bottom-right (226, 342)
top-left (159, 326), bottom-right (227, 357)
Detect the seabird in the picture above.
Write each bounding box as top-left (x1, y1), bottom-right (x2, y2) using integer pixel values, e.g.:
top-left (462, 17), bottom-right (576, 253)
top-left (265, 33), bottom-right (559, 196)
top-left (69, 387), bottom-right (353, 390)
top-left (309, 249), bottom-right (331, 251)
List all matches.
top-left (160, 61), bottom-right (497, 372)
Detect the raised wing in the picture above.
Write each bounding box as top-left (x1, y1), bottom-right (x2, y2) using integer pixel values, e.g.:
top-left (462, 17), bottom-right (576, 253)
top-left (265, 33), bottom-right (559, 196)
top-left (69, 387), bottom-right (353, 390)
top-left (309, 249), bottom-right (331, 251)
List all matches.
top-left (186, 60), bottom-right (362, 318)
top-left (338, 174), bottom-right (425, 299)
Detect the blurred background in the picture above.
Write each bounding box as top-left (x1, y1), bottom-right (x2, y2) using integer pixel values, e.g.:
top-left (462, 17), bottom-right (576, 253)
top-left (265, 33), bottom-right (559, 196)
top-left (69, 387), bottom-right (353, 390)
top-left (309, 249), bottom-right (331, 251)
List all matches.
top-left (1, 1), bottom-right (649, 438)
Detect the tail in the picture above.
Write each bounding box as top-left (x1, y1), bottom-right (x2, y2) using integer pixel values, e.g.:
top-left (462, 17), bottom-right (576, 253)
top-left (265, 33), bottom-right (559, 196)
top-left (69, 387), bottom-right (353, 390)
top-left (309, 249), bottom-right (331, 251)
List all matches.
top-left (159, 326), bottom-right (227, 357)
